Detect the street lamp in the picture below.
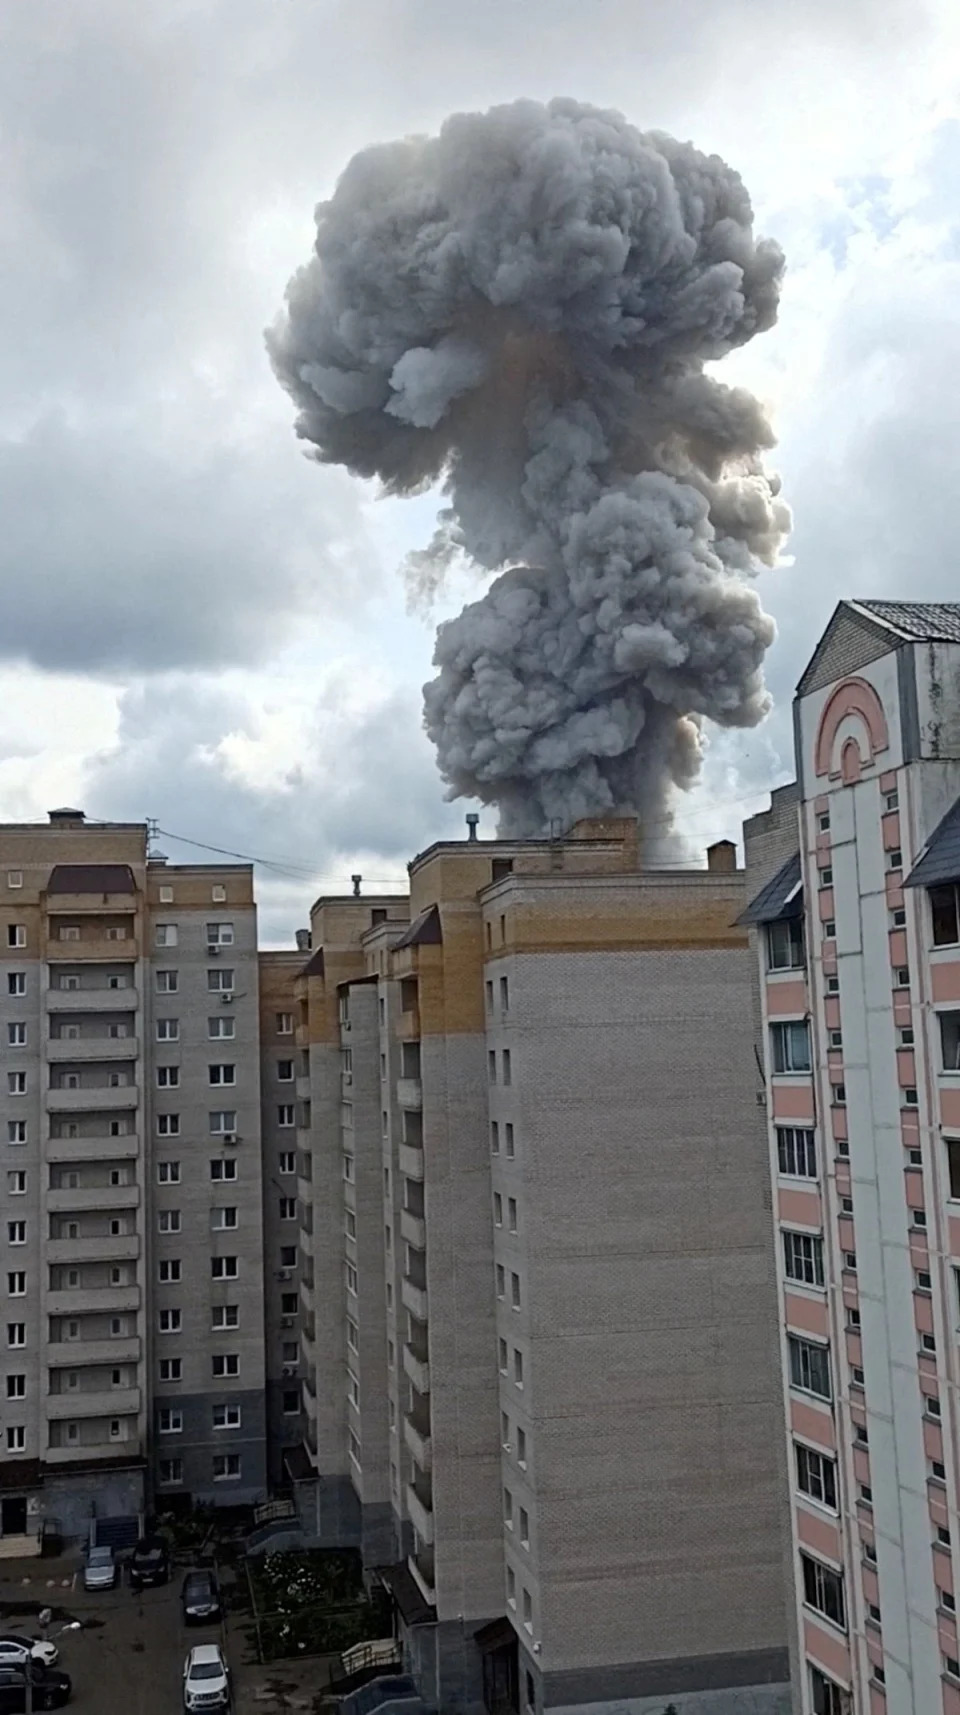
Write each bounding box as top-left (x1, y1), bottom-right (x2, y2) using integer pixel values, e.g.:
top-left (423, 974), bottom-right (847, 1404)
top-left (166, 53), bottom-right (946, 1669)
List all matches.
top-left (21, 1621), bottom-right (81, 1715)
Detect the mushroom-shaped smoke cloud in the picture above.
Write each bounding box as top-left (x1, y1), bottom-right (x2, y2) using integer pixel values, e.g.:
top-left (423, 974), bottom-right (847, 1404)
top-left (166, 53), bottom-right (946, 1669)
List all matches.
top-left (268, 97), bottom-right (788, 840)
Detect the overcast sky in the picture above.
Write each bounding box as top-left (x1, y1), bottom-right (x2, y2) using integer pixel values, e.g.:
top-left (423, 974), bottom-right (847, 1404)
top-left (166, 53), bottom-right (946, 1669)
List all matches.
top-left (3, 0), bottom-right (959, 942)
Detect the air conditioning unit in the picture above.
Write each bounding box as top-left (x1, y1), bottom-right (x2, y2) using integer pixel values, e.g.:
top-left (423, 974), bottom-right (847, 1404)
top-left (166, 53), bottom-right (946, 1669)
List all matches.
top-left (276, 1270), bottom-right (292, 1281)
top-left (282, 1364), bottom-right (299, 1378)
top-left (223, 1134), bottom-right (239, 1146)
top-left (219, 994), bottom-right (234, 1006)
top-left (281, 1316), bottom-right (295, 1328)
top-left (207, 944), bottom-right (220, 957)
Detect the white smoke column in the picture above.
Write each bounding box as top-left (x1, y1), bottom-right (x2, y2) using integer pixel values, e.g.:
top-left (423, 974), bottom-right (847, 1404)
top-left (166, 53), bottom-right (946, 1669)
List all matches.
top-left (268, 97), bottom-right (789, 839)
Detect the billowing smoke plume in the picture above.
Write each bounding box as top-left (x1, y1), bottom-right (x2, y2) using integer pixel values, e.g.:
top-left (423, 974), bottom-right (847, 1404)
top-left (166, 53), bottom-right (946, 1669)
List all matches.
top-left (268, 97), bottom-right (788, 839)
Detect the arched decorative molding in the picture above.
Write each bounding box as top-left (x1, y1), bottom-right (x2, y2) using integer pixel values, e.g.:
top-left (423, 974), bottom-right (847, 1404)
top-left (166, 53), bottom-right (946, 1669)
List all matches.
top-left (841, 737), bottom-right (862, 785)
top-left (814, 676), bottom-right (889, 780)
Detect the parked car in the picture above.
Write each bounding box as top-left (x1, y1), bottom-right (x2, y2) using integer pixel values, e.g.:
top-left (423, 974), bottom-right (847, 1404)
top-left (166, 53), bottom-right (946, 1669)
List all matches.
top-left (0, 1638), bottom-right (59, 1669)
top-left (128, 1537), bottom-right (170, 1590)
top-left (0, 1664), bottom-right (72, 1712)
top-left (181, 1570), bottom-right (222, 1625)
top-left (182, 1643), bottom-right (230, 1712)
top-left (82, 1544), bottom-right (117, 1591)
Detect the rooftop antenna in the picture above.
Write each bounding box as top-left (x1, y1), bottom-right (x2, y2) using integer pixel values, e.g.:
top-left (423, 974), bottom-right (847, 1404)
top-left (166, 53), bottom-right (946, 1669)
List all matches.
top-left (351, 874), bottom-right (362, 897)
top-left (146, 817), bottom-right (165, 861)
top-left (465, 813), bottom-right (480, 842)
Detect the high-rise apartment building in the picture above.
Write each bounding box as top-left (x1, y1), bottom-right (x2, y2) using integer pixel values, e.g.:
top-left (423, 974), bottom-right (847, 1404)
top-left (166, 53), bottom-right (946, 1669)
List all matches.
top-left (0, 809), bottom-right (292, 1540)
top-left (744, 601), bottom-right (960, 1715)
top-left (258, 947), bottom-right (308, 1483)
top-left (295, 819), bottom-right (792, 1715)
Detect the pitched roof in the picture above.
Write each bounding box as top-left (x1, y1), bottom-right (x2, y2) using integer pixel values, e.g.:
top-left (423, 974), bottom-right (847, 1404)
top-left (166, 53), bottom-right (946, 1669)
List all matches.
top-left (850, 600), bottom-right (960, 644)
top-left (737, 851), bottom-right (803, 926)
top-left (47, 863), bottom-right (136, 895)
top-left (905, 796), bottom-right (960, 890)
top-left (394, 904), bottom-right (442, 949)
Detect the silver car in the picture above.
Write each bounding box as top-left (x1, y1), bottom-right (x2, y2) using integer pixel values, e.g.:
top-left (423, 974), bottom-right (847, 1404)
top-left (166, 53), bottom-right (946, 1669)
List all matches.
top-left (82, 1544), bottom-right (117, 1591)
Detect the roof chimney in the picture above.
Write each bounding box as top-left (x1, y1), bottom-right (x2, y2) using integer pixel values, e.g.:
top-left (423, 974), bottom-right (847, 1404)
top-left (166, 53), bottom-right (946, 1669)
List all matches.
top-left (295, 928), bottom-right (311, 952)
top-left (465, 813), bottom-right (480, 841)
top-left (706, 839), bottom-right (737, 874)
top-left (48, 808), bottom-right (86, 826)
top-left (351, 874), bottom-right (362, 898)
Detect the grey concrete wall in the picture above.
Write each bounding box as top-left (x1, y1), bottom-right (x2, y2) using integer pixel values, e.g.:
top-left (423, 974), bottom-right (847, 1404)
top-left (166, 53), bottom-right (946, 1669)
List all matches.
top-left (343, 982), bottom-right (391, 1523)
top-left (305, 1036), bottom-right (349, 1475)
top-left (154, 1386), bottom-right (266, 1502)
top-left (41, 1466), bottom-right (144, 1542)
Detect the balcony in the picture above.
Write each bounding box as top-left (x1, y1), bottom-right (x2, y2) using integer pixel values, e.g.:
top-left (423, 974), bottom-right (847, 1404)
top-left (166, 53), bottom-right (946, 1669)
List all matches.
top-left (46, 987), bottom-right (140, 1014)
top-left (48, 1338), bottom-right (140, 1367)
top-left (45, 936), bottom-right (139, 963)
top-left (401, 1278), bottom-right (429, 1324)
top-left (46, 1085), bottom-right (138, 1114)
top-left (46, 1237), bottom-right (139, 1265)
top-left (47, 1185), bottom-right (139, 1214)
top-left (405, 1481), bottom-right (434, 1546)
top-left (45, 1134), bottom-right (139, 1162)
top-left (398, 1144), bottom-right (424, 1183)
top-left (46, 1286), bottom-right (139, 1316)
top-left (296, 1076), bottom-right (311, 1105)
top-left (396, 1009), bottom-right (421, 1043)
top-left (45, 1439), bottom-right (142, 1466)
top-left (403, 1413), bottom-right (432, 1473)
top-left (407, 1549), bottom-right (435, 1607)
top-left (46, 1037), bottom-right (140, 1063)
top-left (400, 1209), bottom-right (426, 1251)
top-left (402, 1344), bottom-right (430, 1396)
top-left (341, 1072), bottom-right (353, 1098)
top-left (397, 1078), bottom-right (422, 1112)
top-left (47, 1387), bottom-right (140, 1421)
top-left (302, 1377), bottom-right (317, 1421)
top-left (299, 1276), bottom-right (315, 1313)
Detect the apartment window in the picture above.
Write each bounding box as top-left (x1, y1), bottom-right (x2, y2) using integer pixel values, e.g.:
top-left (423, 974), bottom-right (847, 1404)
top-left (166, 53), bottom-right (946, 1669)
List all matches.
top-left (503, 1487), bottom-right (513, 1528)
top-left (485, 980), bottom-right (494, 1012)
top-left (900, 1025), bottom-right (915, 1047)
top-left (158, 885), bottom-right (174, 903)
top-left (500, 976), bottom-right (509, 1012)
top-left (932, 1459), bottom-right (947, 1480)
top-left (157, 1114), bottom-right (180, 1137)
top-left (770, 1020), bottom-right (811, 1074)
top-left (493, 1194), bottom-right (503, 1227)
top-left (819, 867), bottom-right (833, 887)
top-left (7, 974), bottom-right (25, 997)
top-left (278, 1105), bottom-right (295, 1127)
top-left (156, 1066), bottom-right (180, 1088)
top-left (910, 1148), bottom-right (923, 1167)
top-left (6, 925), bottom-right (25, 949)
top-left (503, 1049), bottom-right (512, 1085)
top-left (278, 1152), bottom-right (296, 1174)
top-left (277, 1059), bottom-right (294, 1082)
top-left (157, 1162), bottom-right (180, 1185)
top-left (6, 1324), bottom-right (24, 1348)
top-left (521, 1589), bottom-right (533, 1633)
top-left (826, 974), bottom-right (839, 994)
top-left (922, 1332), bottom-right (937, 1354)
top-left (519, 1506), bottom-right (529, 1548)
top-left (506, 1567), bottom-right (516, 1609)
top-left (490, 1121), bottom-right (500, 1155)
top-left (58, 926), bottom-right (80, 942)
top-left (283, 1390), bottom-right (299, 1414)
top-left (939, 1528), bottom-right (953, 1547)
top-left (498, 1338), bottom-right (508, 1374)
top-left (158, 1260), bottom-right (181, 1283)
top-left (211, 1207), bottom-right (238, 1231)
top-left (156, 1018), bottom-right (180, 1042)
top-left (209, 1064), bottom-right (236, 1086)
top-left (206, 922), bottom-right (235, 946)
top-left (796, 1443), bottom-right (837, 1510)
top-left (517, 1426), bottom-right (527, 1466)
top-left (892, 906), bottom-right (907, 927)
top-left (6, 1274), bottom-right (25, 1297)
top-left (828, 1030), bottom-right (843, 1050)
top-left (5, 1427), bottom-right (25, 1453)
top-left (931, 883), bottom-right (960, 948)
top-left (488, 1050), bottom-right (497, 1085)
top-left (281, 1292), bottom-right (298, 1315)
top-left (834, 1084), bottom-right (847, 1107)
top-left (917, 1270), bottom-right (932, 1292)
top-left (279, 1198), bottom-right (296, 1220)
top-left (210, 1159), bottom-right (238, 1182)
top-left (158, 1309), bottom-right (182, 1333)
top-left (895, 967), bottom-right (910, 988)
top-left (887, 848), bottom-right (903, 871)
top-left (213, 1403), bottom-right (241, 1430)
top-left (155, 924), bottom-right (178, 947)
top-left (777, 1127), bottom-right (816, 1179)
top-left (6, 1223), bottom-right (25, 1246)
top-left (158, 1211), bottom-right (181, 1234)
top-left (6, 872), bottom-right (21, 889)
top-left (208, 1016), bottom-right (235, 1039)
top-left (345, 1263), bottom-right (358, 1295)
top-left (212, 884), bottom-right (227, 903)
top-left (947, 1140), bottom-right (960, 1200)
top-left (6, 1123), bottom-right (25, 1145)
top-left (212, 1354), bottom-right (239, 1379)
top-left (941, 1589), bottom-right (957, 1615)
top-left (210, 1111), bottom-right (237, 1135)
top-left (158, 1407), bottom-right (182, 1434)
top-left (496, 1264), bottom-right (506, 1299)
top-left (926, 1395), bottom-right (942, 1420)
top-left (5, 1375), bottom-right (24, 1400)
top-left (207, 969), bottom-right (235, 992)
top-left (211, 1257), bottom-right (238, 1279)
top-left (782, 1230), bottom-right (824, 1288)
top-left (6, 1172), bottom-right (25, 1196)
top-left (513, 1348), bottom-right (524, 1387)
top-left (801, 1552), bottom-right (845, 1630)
top-left (505, 1122), bottom-right (515, 1159)
top-left (911, 1208), bottom-right (927, 1230)
top-left (823, 920), bottom-right (836, 938)
top-left (213, 1453), bottom-right (241, 1481)
top-left (277, 1012), bottom-right (293, 1035)
top-left (212, 1306), bottom-right (239, 1331)
top-left (158, 1459), bottom-right (183, 1486)
top-left (939, 1010), bottom-right (960, 1073)
top-left (511, 1272), bottom-right (521, 1310)
top-left (766, 918), bottom-right (805, 971)
top-left (7, 1073), bottom-right (25, 1096)
top-left (788, 1334), bottom-right (831, 1400)
top-left (6, 1023), bottom-right (25, 1048)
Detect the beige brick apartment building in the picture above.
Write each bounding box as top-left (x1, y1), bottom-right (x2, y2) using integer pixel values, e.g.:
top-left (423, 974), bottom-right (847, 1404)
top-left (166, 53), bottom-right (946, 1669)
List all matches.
top-left (292, 818), bottom-right (792, 1715)
top-left (0, 809), bottom-right (299, 1541)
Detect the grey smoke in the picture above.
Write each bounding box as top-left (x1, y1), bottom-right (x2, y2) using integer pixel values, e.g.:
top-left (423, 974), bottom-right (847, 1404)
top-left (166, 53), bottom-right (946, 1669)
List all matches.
top-left (268, 97), bottom-right (788, 839)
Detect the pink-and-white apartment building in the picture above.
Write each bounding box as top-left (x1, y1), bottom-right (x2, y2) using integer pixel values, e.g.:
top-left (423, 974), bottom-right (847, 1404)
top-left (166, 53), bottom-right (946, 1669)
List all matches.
top-left (744, 600), bottom-right (960, 1715)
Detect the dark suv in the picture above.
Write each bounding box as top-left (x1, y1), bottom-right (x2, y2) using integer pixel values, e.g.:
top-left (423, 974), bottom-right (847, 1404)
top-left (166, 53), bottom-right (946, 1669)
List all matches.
top-left (181, 1570), bottom-right (222, 1625)
top-left (0, 1665), bottom-right (72, 1711)
top-left (129, 1537), bottom-right (171, 1590)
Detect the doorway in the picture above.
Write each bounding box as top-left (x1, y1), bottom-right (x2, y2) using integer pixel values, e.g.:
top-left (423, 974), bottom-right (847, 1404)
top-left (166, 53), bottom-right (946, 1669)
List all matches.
top-left (1, 1497), bottom-right (27, 1537)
